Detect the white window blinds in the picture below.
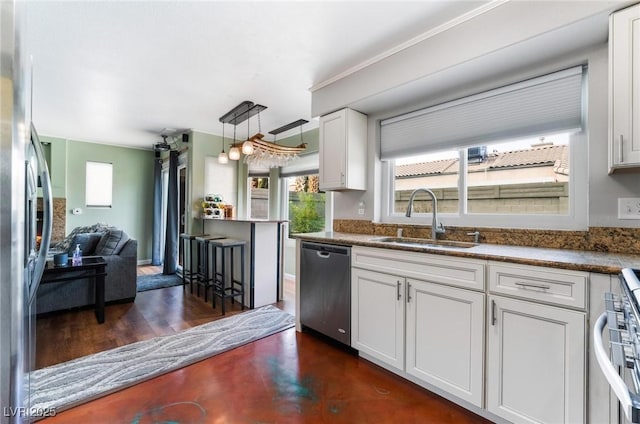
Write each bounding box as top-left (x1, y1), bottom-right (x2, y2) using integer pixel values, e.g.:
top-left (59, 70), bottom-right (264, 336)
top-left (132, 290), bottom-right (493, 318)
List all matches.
top-left (380, 66), bottom-right (585, 160)
top-left (85, 161), bottom-right (113, 207)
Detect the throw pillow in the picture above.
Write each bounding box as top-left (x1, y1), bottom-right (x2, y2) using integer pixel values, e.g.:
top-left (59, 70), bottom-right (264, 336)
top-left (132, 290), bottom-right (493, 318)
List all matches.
top-left (67, 232), bottom-right (104, 256)
top-left (52, 222), bottom-right (110, 252)
top-left (94, 228), bottom-right (130, 256)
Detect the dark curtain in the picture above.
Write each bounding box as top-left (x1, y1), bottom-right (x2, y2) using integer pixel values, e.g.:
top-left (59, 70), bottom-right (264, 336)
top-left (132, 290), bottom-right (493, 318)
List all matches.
top-left (151, 157), bottom-right (162, 266)
top-left (163, 151), bottom-right (179, 274)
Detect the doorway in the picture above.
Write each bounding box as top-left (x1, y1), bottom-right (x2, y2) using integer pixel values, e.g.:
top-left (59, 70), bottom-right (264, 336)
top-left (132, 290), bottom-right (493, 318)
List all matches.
top-left (160, 154), bottom-right (187, 272)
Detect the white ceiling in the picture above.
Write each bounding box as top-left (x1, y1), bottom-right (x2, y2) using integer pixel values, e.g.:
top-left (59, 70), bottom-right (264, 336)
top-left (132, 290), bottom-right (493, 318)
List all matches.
top-left (24, 0), bottom-right (491, 150)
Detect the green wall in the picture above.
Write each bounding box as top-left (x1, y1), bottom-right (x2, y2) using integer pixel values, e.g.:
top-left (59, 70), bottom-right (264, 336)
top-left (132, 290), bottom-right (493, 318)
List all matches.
top-left (41, 135), bottom-right (154, 261)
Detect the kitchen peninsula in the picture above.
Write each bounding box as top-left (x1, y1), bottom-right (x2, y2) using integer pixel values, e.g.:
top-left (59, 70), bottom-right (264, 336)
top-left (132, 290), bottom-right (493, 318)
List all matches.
top-left (202, 218), bottom-right (286, 308)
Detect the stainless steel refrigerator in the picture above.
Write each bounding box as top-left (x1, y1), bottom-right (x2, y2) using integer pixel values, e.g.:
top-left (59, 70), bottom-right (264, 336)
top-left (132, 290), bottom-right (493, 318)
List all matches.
top-left (1, 1), bottom-right (53, 422)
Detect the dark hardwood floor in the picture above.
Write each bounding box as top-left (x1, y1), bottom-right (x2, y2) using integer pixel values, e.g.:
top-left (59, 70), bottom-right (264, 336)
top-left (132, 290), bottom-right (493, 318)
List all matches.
top-left (36, 265), bottom-right (490, 423)
top-left (36, 265), bottom-right (293, 368)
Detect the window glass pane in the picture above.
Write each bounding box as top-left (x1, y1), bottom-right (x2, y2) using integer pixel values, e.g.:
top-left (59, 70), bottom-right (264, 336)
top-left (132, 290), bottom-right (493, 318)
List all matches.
top-left (393, 150), bottom-right (459, 214)
top-left (249, 177), bottom-right (269, 219)
top-left (467, 134), bottom-right (569, 214)
top-left (288, 174), bottom-right (325, 235)
top-left (86, 161), bottom-right (112, 207)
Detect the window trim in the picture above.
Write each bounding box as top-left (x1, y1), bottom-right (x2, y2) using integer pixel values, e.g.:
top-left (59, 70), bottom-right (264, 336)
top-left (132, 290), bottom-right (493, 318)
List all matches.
top-left (381, 132), bottom-right (588, 230)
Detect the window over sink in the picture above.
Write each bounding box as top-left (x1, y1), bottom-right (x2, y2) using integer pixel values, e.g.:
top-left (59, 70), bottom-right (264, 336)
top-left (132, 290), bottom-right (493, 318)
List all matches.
top-left (380, 66), bottom-right (587, 230)
top-left (384, 131), bottom-right (585, 230)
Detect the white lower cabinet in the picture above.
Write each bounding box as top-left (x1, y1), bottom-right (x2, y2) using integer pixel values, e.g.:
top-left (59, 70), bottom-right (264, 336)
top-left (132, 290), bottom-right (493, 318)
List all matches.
top-left (351, 247), bottom-right (589, 423)
top-left (351, 247), bottom-right (486, 408)
top-left (486, 295), bottom-right (586, 424)
top-left (351, 268), bottom-right (405, 370)
top-left (405, 278), bottom-right (485, 407)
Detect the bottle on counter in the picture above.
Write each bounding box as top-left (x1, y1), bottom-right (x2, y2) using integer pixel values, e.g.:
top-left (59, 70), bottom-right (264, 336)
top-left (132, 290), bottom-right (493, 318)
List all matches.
top-left (72, 244), bottom-right (82, 266)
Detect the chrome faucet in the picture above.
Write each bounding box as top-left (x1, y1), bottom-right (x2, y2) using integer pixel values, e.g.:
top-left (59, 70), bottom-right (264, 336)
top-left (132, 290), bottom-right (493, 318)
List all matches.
top-left (405, 188), bottom-right (445, 240)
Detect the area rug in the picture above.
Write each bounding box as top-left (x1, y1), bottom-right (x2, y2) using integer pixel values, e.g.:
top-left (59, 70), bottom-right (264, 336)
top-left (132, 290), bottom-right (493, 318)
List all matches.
top-left (136, 273), bottom-right (183, 292)
top-left (29, 305), bottom-right (295, 412)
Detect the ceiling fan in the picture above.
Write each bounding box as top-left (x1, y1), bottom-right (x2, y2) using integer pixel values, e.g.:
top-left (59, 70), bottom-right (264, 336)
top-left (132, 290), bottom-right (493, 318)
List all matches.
top-left (153, 135), bottom-right (173, 152)
top-left (152, 127), bottom-right (190, 152)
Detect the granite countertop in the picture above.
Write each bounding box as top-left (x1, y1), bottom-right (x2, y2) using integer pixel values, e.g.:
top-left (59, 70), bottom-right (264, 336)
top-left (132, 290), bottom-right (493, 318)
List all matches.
top-left (291, 231), bottom-right (640, 275)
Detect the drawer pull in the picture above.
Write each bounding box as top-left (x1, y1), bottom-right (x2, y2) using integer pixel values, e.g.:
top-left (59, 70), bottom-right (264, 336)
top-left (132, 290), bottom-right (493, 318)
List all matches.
top-left (514, 281), bottom-right (551, 290)
top-left (491, 299), bottom-right (496, 326)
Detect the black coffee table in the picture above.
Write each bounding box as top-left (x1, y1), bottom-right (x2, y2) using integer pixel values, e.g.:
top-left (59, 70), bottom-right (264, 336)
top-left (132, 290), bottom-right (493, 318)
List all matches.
top-left (41, 257), bottom-right (107, 324)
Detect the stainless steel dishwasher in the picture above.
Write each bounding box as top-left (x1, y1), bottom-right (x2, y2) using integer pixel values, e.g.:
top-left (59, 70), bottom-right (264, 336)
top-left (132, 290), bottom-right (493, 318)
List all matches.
top-left (300, 241), bottom-right (351, 346)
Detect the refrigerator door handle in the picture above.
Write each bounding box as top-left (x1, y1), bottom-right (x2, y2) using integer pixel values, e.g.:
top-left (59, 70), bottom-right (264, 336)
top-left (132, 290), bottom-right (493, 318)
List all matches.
top-left (31, 123), bottom-right (52, 286)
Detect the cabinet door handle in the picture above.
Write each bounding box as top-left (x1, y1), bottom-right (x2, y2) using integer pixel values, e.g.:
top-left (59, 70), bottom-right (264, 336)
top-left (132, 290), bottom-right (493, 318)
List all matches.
top-left (491, 299), bottom-right (496, 326)
top-left (619, 134), bottom-right (624, 163)
top-left (514, 281), bottom-right (551, 290)
top-left (340, 172), bottom-right (345, 185)
top-left (406, 281), bottom-right (412, 303)
top-left (396, 280), bottom-right (401, 300)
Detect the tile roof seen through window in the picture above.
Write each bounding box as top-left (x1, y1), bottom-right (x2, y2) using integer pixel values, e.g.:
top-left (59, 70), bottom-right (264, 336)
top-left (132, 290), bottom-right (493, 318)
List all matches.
top-left (395, 145), bottom-right (568, 177)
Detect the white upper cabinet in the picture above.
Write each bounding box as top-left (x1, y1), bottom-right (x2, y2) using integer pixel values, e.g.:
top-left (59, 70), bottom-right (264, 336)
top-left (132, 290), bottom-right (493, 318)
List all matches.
top-left (609, 3), bottom-right (640, 173)
top-left (319, 108), bottom-right (367, 191)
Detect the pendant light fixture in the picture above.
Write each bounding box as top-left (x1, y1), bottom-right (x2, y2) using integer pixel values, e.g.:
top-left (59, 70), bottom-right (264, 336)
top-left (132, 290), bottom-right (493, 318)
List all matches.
top-left (218, 122), bottom-right (229, 164)
top-left (242, 118), bottom-right (308, 168)
top-left (218, 101), bottom-right (306, 168)
top-left (229, 122), bottom-right (241, 160)
top-left (242, 110), bottom-right (256, 155)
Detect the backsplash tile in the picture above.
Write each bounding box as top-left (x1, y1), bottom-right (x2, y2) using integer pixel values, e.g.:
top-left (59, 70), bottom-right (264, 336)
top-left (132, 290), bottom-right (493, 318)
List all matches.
top-left (37, 197), bottom-right (66, 244)
top-left (333, 219), bottom-right (640, 255)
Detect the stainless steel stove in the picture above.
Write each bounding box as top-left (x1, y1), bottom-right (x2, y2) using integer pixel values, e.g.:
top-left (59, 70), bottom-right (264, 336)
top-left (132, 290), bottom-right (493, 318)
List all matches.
top-left (595, 268), bottom-right (640, 423)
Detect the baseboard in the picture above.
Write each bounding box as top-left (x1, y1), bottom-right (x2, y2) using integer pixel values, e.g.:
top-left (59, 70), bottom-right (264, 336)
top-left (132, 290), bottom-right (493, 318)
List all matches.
top-left (137, 259), bottom-right (152, 266)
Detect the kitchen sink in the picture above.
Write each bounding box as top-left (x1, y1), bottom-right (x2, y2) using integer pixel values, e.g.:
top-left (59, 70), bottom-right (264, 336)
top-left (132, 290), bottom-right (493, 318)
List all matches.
top-left (370, 237), bottom-right (478, 249)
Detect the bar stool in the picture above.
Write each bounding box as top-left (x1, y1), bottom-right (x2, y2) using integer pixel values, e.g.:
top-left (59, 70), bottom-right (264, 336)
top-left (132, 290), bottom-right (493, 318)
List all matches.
top-left (194, 234), bottom-right (225, 300)
top-left (210, 238), bottom-right (246, 315)
top-left (179, 233), bottom-right (207, 293)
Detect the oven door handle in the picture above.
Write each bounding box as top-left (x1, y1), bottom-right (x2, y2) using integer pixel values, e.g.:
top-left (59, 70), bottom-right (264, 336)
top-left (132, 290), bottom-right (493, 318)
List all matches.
top-left (594, 312), bottom-right (639, 422)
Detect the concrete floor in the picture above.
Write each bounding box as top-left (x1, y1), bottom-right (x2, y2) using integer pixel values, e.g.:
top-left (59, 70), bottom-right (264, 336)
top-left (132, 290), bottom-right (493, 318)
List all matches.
top-left (39, 327), bottom-right (491, 423)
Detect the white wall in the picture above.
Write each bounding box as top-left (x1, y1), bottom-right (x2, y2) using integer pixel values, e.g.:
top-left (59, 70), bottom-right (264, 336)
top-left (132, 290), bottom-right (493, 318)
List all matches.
top-left (311, 1), bottom-right (631, 117)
